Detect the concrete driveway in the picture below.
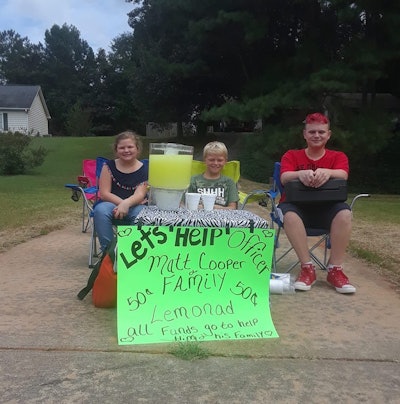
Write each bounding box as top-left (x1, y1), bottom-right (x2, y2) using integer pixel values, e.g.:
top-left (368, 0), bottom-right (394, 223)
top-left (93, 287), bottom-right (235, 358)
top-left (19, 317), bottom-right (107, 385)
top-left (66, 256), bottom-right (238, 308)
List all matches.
top-left (1, 224), bottom-right (399, 403)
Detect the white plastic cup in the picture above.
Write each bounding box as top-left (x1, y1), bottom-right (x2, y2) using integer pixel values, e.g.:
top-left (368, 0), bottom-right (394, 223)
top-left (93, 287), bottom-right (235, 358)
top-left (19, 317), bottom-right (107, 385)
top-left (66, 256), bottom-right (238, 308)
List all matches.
top-left (201, 193), bottom-right (217, 211)
top-left (185, 192), bottom-right (201, 211)
top-left (270, 273), bottom-right (295, 294)
top-left (270, 279), bottom-right (284, 294)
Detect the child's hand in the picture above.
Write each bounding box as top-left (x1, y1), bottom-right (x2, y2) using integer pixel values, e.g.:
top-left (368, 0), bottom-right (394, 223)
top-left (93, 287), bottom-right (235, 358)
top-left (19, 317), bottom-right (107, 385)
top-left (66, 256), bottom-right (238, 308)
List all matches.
top-left (113, 201), bottom-right (129, 219)
top-left (112, 207), bottom-right (122, 219)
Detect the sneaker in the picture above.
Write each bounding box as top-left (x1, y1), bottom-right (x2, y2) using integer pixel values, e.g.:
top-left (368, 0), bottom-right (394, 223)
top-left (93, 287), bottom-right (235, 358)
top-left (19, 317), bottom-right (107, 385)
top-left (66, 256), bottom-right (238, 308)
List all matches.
top-left (294, 263), bottom-right (316, 291)
top-left (327, 266), bottom-right (356, 294)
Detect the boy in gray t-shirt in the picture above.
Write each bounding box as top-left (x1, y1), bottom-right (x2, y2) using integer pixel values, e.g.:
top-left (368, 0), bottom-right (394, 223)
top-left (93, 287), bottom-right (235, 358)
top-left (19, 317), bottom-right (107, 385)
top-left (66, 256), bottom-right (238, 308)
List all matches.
top-left (188, 141), bottom-right (239, 209)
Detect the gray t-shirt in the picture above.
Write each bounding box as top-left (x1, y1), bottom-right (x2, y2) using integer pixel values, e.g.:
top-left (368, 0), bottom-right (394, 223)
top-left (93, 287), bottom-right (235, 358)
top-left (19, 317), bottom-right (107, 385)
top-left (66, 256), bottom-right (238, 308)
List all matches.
top-left (188, 174), bottom-right (239, 207)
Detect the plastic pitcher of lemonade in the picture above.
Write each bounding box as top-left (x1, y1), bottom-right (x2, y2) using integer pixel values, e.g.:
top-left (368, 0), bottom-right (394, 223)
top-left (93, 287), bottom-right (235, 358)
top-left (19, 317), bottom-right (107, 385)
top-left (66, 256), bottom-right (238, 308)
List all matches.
top-left (149, 143), bottom-right (194, 189)
top-left (148, 143), bottom-right (194, 209)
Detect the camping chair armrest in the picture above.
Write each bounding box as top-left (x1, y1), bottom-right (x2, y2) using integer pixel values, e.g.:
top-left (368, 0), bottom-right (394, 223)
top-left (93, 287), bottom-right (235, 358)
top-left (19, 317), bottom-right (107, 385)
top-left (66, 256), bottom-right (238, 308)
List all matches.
top-left (240, 189), bottom-right (270, 207)
top-left (349, 193), bottom-right (370, 210)
top-left (65, 184), bottom-right (98, 211)
top-left (264, 191), bottom-right (284, 228)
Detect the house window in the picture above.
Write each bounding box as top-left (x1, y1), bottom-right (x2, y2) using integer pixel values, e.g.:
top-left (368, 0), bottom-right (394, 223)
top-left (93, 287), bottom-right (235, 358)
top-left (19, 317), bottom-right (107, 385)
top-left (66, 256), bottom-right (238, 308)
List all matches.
top-left (2, 113), bottom-right (8, 131)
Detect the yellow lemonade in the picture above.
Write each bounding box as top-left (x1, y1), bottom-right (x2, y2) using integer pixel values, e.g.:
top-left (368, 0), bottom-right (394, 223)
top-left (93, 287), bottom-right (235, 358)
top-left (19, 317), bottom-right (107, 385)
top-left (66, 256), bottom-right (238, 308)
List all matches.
top-left (149, 154), bottom-right (193, 189)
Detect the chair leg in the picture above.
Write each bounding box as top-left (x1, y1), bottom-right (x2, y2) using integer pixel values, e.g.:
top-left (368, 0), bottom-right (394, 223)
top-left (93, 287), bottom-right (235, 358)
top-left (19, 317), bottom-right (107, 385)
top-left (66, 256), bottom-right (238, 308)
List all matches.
top-left (273, 230), bottom-right (329, 273)
top-left (89, 223), bottom-right (99, 268)
top-left (82, 199), bottom-right (95, 233)
top-left (308, 235), bottom-right (329, 270)
top-left (272, 224), bottom-right (300, 273)
top-left (82, 200), bottom-right (93, 233)
top-left (81, 198), bottom-right (86, 233)
top-left (83, 207), bottom-right (92, 233)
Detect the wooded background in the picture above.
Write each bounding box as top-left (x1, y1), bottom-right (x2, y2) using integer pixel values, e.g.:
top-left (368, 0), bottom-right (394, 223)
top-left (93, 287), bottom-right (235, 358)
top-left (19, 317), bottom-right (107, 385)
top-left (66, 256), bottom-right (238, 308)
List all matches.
top-left (1, 1), bottom-right (399, 191)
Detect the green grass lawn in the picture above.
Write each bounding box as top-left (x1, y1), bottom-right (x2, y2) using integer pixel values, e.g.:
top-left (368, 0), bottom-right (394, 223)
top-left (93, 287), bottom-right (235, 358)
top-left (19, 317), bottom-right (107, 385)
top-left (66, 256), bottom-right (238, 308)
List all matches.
top-left (0, 137), bottom-right (116, 230)
top-left (349, 193), bottom-right (400, 224)
top-left (0, 136), bottom-right (399, 248)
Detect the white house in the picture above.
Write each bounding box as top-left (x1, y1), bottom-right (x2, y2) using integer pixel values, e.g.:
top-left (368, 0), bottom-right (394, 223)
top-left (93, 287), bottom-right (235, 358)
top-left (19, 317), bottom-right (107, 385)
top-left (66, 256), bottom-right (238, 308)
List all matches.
top-left (0, 85), bottom-right (51, 136)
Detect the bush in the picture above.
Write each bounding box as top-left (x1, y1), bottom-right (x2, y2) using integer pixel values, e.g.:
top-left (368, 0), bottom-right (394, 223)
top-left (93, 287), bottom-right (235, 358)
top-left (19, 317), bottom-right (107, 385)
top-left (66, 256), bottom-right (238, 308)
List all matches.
top-left (0, 132), bottom-right (48, 175)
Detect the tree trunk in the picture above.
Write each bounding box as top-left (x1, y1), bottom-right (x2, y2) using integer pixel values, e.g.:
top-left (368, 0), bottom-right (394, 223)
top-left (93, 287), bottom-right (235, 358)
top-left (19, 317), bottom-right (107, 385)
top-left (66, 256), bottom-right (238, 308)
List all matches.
top-left (176, 120), bottom-right (183, 139)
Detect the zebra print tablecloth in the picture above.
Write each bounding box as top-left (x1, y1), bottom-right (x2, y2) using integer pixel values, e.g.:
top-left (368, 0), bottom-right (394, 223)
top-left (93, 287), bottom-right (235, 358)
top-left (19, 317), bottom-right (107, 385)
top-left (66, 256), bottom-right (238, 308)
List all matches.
top-left (134, 206), bottom-right (269, 229)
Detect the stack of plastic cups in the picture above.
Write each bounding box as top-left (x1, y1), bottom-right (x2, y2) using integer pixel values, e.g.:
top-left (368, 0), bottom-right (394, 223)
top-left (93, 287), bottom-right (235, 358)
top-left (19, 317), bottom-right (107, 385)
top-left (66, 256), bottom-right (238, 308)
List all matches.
top-left (270, 273), bottom-right (295, 294)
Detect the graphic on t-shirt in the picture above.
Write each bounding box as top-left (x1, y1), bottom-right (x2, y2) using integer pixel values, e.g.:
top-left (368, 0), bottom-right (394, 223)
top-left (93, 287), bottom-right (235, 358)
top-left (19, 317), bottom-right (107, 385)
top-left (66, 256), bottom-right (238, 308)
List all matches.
top-left (197, 187), bottom-right (225, 206)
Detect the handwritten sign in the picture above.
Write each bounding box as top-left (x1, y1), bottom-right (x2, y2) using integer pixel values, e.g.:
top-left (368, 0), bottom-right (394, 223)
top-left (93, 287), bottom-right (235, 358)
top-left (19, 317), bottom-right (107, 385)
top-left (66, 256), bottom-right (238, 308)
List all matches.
top-left (117, 225), bottom-right (278, 345)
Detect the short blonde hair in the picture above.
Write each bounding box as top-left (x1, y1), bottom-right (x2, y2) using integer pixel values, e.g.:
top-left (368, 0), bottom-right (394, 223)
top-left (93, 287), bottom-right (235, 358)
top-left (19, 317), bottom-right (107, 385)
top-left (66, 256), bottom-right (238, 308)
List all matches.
top-left (203, 141), bottom-right (228, 159)
top-left (113, 130), bottom-right (142, 154)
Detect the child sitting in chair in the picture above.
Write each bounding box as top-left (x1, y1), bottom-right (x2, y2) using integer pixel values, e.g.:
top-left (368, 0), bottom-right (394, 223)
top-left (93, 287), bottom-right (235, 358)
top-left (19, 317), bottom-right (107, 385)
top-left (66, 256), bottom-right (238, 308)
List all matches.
top-left (279, 113), bottom-right (355, 294)
top-left (188, 141), bottom-right (239, 210)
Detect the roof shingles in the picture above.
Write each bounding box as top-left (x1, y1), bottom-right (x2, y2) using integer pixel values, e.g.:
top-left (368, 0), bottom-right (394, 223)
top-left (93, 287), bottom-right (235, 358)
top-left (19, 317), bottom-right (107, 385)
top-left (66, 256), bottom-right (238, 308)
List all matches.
top-left (0, 85), bottom-right (40, 109)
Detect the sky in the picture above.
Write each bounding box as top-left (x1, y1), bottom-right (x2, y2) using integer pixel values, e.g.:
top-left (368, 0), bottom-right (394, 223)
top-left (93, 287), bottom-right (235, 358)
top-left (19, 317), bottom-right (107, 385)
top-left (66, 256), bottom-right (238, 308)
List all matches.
top-left (0, 0), bottom-right (135, 52)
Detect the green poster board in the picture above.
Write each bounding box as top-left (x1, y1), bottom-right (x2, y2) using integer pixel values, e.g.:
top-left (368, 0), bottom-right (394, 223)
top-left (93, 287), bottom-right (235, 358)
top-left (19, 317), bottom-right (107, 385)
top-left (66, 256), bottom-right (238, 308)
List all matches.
top-left (117, 225), bottom-right (278, 345)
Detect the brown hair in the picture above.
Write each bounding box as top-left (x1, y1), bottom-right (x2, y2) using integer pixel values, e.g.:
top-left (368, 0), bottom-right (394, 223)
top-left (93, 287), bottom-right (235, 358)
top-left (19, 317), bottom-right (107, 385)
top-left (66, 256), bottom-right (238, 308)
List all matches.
top-left (113, 130), bottom-right (142, 154)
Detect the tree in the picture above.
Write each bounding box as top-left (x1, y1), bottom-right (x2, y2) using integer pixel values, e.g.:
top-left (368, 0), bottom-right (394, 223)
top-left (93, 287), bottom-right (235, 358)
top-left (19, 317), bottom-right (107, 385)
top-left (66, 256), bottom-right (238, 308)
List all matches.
top-left (126, 0), bottom-right (269, 135)
top-left (65, 102), bottom-right (93, 136)
top-left (40, 24), bottom-right (97, 135)
top-left (203, 1), bottom-right (400, 123)
top-left (106, 33), bottom-right (143, 133)
top-left (125, 1), bottom-right (351, 128)
top-left (329, 1), bottom-right (400, 104)
top-left (0, 30), bottom-right (43, 84)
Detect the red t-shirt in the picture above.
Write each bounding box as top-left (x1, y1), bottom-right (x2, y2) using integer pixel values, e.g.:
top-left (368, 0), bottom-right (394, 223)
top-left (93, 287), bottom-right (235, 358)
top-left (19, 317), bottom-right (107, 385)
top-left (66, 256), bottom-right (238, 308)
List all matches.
top-left (279, 149), bottom-right (349, 203)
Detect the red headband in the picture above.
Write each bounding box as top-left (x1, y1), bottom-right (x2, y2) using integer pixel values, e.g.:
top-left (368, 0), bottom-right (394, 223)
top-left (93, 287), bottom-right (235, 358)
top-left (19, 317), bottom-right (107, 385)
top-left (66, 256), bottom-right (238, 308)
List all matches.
top-left (305, 113), bottom-right (329, 124)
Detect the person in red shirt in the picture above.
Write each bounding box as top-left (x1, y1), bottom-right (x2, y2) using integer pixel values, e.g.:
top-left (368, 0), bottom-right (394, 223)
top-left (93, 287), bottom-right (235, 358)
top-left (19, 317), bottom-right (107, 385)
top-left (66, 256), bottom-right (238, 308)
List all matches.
top-left (279, 112), bottom-right (355, 293)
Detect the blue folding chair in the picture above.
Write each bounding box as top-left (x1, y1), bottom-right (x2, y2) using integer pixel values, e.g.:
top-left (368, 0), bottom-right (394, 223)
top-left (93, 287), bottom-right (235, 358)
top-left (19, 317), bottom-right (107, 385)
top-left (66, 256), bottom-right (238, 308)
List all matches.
top-left (65, 157), bottom-right (108, 234)
top-left (265, 162), bottom-right (369, 273)
top-left (84, 157), bottom-right (109, 267)
top-left (65, 157), bottom-right (108, 267)
top-left (89, 158), bottom-right (149, 268)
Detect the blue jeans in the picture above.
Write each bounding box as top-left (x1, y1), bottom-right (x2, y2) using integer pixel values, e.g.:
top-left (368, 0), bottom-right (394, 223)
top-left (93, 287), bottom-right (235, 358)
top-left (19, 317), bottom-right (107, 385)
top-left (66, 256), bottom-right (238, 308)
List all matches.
top-left (93, 201), bottom-right (145, 252)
